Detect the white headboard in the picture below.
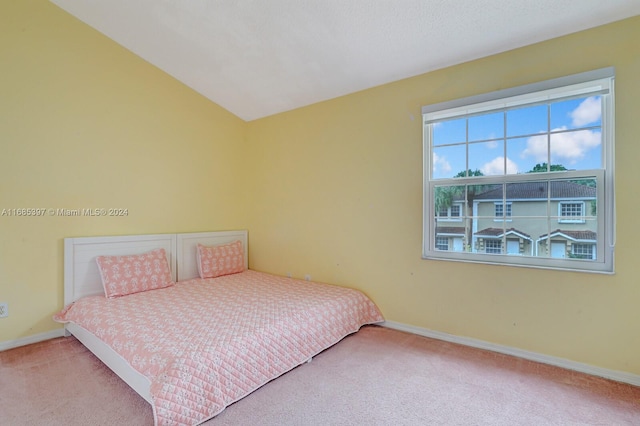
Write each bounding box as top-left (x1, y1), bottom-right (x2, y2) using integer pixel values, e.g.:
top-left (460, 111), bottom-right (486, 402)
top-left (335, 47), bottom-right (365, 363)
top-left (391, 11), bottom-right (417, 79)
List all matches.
top-left (63, 234), bottom-right (177, 306)
top-left (63, 230), bottom-right (248, 305)
top-left (176, 230), bottom-right (248, 281)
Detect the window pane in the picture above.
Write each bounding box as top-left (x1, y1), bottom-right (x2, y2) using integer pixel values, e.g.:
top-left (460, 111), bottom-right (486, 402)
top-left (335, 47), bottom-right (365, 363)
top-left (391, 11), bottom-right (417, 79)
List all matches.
top-left (508, 137), bottom-right (546, 174)
top-left (505, 238), bottom-right (521, 255)
top-left (494, 202), bottom-right (512, 219)
top-left (536, 222), bottom-right (558, 259)
top-left (435, 236), bottom-right (449, 251)
top-left (576, 177), bottom-right (598, 219)
top-left (508, 218), bottom-right (545, 257)
top-left (549, 240), bottom-right (568, 258)
top-left (571, 243), bottom-right (595, 259)
top-left (468, 112), bottom-right (504, 142)
top-left (560, 202), bottom-right (584, 218)
top-left (470, 183), bottom-right (502, 220)
top-left (498, 182), bottom-right (550, 255)
top-left (432, 145), bottom-right (466, 179)
top-left (433, 118), bottom-right (466, 146)
top-left (550, 130), bottom-right (601, 170)
top-left (469, 141), bottom-right (507, 175)
top-left (484, 239), bottom-right (503, 254)
top-left (508, 181), bottom-right (549, 205)
top-left (434, 213), bottom-right (468, 252)
top-left (550, 178), bottom-right (596, 222)
top-left (434, 185), bottom-right (465, 216)
top-left (507, 104), bottom-right (547, 137)
top-left (536, 217), bottom-right (598, 261)
top-left (551, 96), bottom-right (601, 130)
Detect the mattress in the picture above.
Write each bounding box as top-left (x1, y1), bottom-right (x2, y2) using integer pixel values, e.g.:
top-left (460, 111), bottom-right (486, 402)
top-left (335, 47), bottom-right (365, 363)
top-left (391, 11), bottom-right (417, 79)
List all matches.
top-left (54, 270), bottom-right (384, 425)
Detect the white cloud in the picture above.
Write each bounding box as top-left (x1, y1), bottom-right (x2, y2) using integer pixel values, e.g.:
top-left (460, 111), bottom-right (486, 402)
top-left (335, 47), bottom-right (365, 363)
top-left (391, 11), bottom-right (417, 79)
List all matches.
top-left (551, 130), bottom-right (601, 163)
top-left (521, 127), bottom-right (600, 165)
top-left (521, 134), bottom-right (549, 161)
top-left (519, 98), bottom-right (601, 167)
top-left (481, 156), bottom-right (519, 175)
top-left (432, 152), bottom-right (451, 175)
top-left (571, 96), bottom-right (601, 127)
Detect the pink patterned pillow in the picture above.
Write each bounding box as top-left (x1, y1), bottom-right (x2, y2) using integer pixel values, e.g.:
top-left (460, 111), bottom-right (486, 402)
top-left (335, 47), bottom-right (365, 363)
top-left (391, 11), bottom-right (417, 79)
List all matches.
top-left (197, 240), bottom-right (245, 279)
top-left (96, 248), bottom-right (174, 299)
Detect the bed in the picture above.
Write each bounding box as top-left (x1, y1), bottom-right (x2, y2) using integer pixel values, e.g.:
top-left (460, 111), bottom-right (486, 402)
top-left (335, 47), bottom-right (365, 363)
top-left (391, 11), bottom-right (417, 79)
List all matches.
top-left (54, 230), bottom-right (384, 425)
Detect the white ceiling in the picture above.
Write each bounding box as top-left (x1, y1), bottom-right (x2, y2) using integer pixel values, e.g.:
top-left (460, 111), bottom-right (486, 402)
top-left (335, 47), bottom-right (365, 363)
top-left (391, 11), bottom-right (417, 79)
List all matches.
top-left (51, 0), bottom-right (640, 121)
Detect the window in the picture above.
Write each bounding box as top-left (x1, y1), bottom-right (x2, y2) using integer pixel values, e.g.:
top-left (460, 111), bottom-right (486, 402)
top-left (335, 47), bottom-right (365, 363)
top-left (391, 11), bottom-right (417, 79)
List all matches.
top-left (437, 203), bottom-right (462, 220)
top-left (422, 68), bottom-right (615, 273)
top-left (572, 243), bottom-right (595, 259)
top-left (485, 240), bottom-right (502, 254)
top-left (559, 201), bottom-right (585, 223)
top-left (494, 202), bottom-right (512, 219)
top-left (450, 204), bottom-right (461, 218)
top-left (435, 237), bottom-right (449, 251)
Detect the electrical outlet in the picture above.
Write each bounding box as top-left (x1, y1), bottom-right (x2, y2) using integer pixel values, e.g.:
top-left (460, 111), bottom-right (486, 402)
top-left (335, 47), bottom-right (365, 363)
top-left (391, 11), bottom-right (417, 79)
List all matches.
top-left (0, 303), bottom-right (8, 318)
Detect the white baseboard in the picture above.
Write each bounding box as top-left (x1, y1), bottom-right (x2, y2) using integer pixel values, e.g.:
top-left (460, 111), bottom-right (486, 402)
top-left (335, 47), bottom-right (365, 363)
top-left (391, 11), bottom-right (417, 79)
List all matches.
top-left (0, 329), bottom-right (66, 352)
top-left (381, 320), bottom-right (640, 387)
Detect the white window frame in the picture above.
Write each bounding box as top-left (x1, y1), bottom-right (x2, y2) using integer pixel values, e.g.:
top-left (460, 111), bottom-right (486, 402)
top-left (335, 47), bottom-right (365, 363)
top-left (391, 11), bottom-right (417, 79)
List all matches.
top-left (450, 204), bottom-right (461, 218)
top-left (494, 202), bottom-right (512, 221)
top-left (558, 201), bottom-right (585, 223)
top-left (485, 239), bottom-right (502, 254)
top-left (436, 202), bottom-right (463, 221)
top-left (435, 236), bottom-right (449, 251)
top-left (572, 243), bottom-right (596, 260)
top-left (422, 68), bottom-right (615, 273)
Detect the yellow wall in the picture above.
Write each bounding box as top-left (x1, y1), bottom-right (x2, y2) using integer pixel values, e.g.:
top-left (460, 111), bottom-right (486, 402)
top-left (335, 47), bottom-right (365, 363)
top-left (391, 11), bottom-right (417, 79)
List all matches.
top-left (246, 16), bottom-right (640, 374)
top-left (2, 0), bottom-right (639, 377)
top-left (0, 1), bottom-right (248, 339)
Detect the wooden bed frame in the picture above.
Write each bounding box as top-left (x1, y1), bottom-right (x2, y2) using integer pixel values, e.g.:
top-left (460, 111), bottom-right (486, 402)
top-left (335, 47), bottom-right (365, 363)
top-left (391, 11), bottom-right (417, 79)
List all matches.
top-left (62, 230), bottom-right (248, 403)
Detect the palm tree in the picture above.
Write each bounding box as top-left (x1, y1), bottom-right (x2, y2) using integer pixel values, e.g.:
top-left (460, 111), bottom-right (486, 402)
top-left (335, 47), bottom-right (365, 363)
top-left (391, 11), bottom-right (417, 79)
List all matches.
top-left (434, 169), bottom-right (490, 251)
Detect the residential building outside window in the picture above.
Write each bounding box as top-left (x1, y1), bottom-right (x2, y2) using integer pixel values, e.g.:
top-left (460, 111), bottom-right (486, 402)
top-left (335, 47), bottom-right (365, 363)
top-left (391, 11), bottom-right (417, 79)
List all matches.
top-left (423, 68), bottom-right (615, 273)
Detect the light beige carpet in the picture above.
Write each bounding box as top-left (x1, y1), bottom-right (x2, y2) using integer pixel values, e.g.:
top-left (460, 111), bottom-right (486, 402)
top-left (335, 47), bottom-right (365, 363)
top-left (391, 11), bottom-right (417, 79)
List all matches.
top-left (2, 325), bottom-right (639, 425)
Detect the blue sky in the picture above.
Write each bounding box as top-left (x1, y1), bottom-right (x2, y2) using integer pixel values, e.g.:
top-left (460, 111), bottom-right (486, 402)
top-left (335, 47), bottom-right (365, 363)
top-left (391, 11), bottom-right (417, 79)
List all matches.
top-left (431, 96), bottom-right (602, 179)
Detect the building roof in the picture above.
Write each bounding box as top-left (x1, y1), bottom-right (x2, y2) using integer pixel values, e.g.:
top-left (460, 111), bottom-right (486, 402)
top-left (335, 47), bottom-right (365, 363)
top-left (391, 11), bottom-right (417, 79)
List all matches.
top-left (538, 229), bottom-right (597, 241)
top-left (474, 227), bottom-right (532, 240)
top-left (435, 226), bottom-right (465, 236)
top-left (473, 180), bottom-right (596, 201)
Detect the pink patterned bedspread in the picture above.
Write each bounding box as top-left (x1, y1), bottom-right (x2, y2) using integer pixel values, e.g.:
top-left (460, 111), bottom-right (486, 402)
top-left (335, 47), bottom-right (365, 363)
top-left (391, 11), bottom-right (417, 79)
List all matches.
top-left (54, 270), bottom-right (384, 426)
